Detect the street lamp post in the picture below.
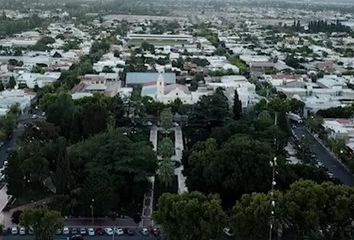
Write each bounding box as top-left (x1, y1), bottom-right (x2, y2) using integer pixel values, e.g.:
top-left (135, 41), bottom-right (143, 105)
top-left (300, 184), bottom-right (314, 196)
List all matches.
top-left (90, 198), bottom-right (95, 227)
top-left (269, 157), bottom-right (277, 240)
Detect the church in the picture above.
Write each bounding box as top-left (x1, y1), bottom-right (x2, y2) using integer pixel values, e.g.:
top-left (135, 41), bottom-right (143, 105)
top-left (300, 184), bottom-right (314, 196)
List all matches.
top-left (141, 72), bottom-right (203, 104)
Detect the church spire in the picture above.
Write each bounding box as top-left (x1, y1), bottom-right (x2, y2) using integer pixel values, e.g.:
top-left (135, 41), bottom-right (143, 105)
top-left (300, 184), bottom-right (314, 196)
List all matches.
top-left (157, 71), bottom-right (165, 98)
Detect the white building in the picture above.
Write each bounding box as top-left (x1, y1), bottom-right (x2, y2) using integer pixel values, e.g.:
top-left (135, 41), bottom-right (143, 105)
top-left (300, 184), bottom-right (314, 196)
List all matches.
top-left (206, 75), bottom-right (260, 109)
top-left (141, 73), bottom-right (203, 104)
top-left (71, 74), bottom-right (121, 98)
top-left (17, 72), bottom-right (61, 88)
top-left (0, 89), bottom-right (34, 115)
top-left (263, 74), bottom-right (304, 86)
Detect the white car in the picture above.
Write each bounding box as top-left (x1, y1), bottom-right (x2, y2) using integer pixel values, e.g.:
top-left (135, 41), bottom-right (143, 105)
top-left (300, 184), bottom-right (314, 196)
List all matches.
top-left (11, 227), bottom-right (18, 235)
top-left (28, 227), bottom-right (34, 235)
top-left (104, 228), bottom-right (113, 235)
top-left (87, 228), bottom-right (95, 236)
top-left (115, 228), bottom-right (124, 236)
top-left (80, 228), bottom-right (86, 235)
top-left (63, 227), bottom-right (70, 235)
top-left (141, 228), bottom-right (149, 236)
top-left (19, 227), bottom-right (26, 235)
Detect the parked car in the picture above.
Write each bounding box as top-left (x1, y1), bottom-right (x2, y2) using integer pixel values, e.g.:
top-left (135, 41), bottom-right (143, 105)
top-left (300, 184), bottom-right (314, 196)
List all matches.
top-left (104, 228), bottom-right (113, 235)
top-left (56, 228), bottom-right (62, 235)
top-left (70, 234), bottom-right (84, 240)
top-left (80, 228), bottom-right (86, 235)
top-left (150, 228), bottom-right (160, 237)
top-left (125, 228), bottom-right (135, 236)
top-left (87, 228), bottom-right (95, 236)
top-left (71, 228), bottom-right (78, 235)
top-left (95, 228), bottom-right (105, 235)
top-left (28, 227), bottom-right (34, 235)
top-left (11, 227), bottom-right (18, 235)
top-left (19, 227), bottom-right (26, 235)
top-left (63, 227), bottom-right (70, 235)
top-left (115, 228), bottom-right (124, 236)
top-left (141, 228), bottom-right (149, 236)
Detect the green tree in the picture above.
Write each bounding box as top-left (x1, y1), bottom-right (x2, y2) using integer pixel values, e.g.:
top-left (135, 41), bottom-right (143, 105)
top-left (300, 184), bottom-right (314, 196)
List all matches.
top-left (54, 137), bottom-right (70, 194)
top-left (20, 208), bottom-right (63, 240)
top-left (46, 93), bottom-right (75, 139)
top-left (33, 84), bottom-right (40, 92)
top-left (232, 180), bottom-right (354, 240)
top-left (233, 90), bottom-right (242, 120)
top-left (81, 169), bottom-right (115, 216)
top-left (6, 151), bottom-right (25, 197)
top-left (7, 76), bottom-right (16, 89)
top-left (0, 82), bottom-right (4, 91)
top-left (232, 192), bottom-right (285, 240)
top-left (158, 137), bottom-right (174, 158)
top-left (160, 107), bottom-right (173, 132)
top-left (102, 66), bottom-right (114, 73)
top-left (185, 136), bottom-right (273, 207)
top-left (154, 192), bottom-right (227, 240)
top-left (187, 88), bottom-right (230, 143)
top-left (157, 158), bottom-right (175, 187)
top-left (67, 129), bottom-right (157, 215)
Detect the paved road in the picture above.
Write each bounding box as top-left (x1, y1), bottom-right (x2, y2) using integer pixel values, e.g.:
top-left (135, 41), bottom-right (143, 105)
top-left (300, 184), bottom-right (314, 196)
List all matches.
top-left (292, 125), bottom-right (354, 186)
top-left (0, 122), bottom-right (24, 166)
top-left (3, 235), bottom-right (154, 240)
top-left (0, 112), bottom-right (45, 166)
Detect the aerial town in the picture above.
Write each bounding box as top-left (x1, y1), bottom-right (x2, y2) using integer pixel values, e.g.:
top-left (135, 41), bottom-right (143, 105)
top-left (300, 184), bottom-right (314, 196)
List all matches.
top-left (0, 0), bottom-right (354, 239)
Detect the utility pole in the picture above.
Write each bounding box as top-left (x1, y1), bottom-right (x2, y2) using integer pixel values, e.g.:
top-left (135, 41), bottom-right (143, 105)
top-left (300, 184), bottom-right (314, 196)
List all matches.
top-left (90, 198), bottom-right (95, 227)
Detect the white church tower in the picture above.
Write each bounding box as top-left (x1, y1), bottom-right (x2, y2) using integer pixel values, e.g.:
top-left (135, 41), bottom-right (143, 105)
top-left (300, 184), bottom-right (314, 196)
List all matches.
top-left (156, 71), bottom-right (165, 100)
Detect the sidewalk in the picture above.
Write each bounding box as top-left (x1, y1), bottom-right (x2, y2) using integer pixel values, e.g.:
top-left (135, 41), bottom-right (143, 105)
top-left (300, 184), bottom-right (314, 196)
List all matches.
top-left (1, 198), bottom-right (52, 228)
top-left (174, 127), bottom-right (188, 194)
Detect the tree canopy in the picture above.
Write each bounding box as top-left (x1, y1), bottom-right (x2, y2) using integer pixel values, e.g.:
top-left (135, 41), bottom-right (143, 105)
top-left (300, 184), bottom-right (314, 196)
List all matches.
top-left (20, 208), bottom-right (63, 240)
top-left (154, 192), bottom-right (226, 240)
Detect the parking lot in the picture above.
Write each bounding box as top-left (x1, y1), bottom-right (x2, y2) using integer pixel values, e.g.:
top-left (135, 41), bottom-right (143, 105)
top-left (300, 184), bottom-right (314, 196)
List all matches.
top-left (4, 227), bottom-right (158, 240)
top-left (4, 236), bottom-right (155, 240)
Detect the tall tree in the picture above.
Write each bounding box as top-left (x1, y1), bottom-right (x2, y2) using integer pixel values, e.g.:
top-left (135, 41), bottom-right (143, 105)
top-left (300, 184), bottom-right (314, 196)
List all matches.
top-left (187, 88), bottom-right (230, 144)
top-left (154, 192), bottom-right (227, 240)
top-left (7, 76), bottom-right (16, 89)
top-left (232, 192), bottom-right (285, 240)
top-left (185, 136), bottom-right (273, 207)
top-left (158, 137), bottom-right (174, 158)
top-left (233, 90), bottom-right (242, 120)
top-left (46, 93), bottom-right (75, 139)
top-left (6, 151), bottom-right (25, 197)
top-left (54, 137), bottom-right (70, 194)
top-left (157, 158), bottom-right (175, 187)
top-left (67, 129), bottom-right (157, 215)
top-left (20, 208), bottom-right (63, 240)
top-left (232, 180), bottom-right (354, 240)
top-left (160, 107), bottom-right (173, 132)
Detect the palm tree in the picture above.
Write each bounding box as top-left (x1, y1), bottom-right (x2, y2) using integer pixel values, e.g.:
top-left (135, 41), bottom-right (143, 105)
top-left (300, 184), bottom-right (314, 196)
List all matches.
top-left (157, 158), bottom-right (175, 187)
top-left (158, 137), bottom-right (174, 158)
